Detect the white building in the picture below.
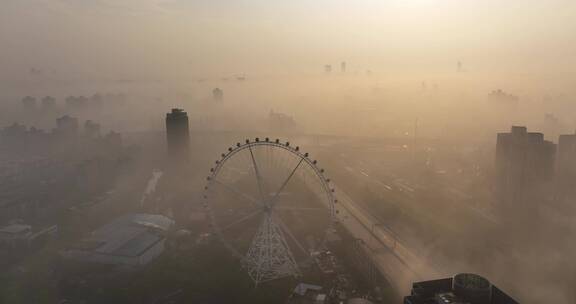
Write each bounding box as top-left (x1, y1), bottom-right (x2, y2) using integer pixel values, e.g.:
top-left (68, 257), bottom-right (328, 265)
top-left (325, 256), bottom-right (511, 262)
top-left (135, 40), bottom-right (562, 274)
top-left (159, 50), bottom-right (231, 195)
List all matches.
top-left (0, 223), bottom-right (57, 249)
top-left (63, 213), bottom-right (174, 266)
top-left (0, 224), bottom-right (32, 247)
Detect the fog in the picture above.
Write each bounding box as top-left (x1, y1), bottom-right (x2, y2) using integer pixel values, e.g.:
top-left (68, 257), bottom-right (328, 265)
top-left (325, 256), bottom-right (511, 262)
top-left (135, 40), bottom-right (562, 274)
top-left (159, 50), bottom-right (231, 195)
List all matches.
top-left (1, 1), bottom-right (576, 304)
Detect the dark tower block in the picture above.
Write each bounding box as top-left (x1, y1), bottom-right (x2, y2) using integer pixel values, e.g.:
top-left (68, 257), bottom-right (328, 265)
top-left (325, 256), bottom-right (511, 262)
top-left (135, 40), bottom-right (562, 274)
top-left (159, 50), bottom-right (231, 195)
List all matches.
top-left (556, 132), bottom-right (576, 204)
top-left (55, 115), bottom-right (79, 138)
top-left (495, 126), bottom-right (555, 216)
top-left (22, 96), bottom-right (37, 110)
top-left (41, 96), bottom-right (56, 111)
top-left (84, 120), bottom-right (101, 139)
top-left (165, 108), bottom-right (190, 162)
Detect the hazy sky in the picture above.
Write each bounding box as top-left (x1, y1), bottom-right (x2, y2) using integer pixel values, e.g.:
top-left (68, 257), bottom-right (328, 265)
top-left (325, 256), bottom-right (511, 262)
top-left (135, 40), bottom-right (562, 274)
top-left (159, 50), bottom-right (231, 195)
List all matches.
top-left (1, 0), bottom-right (575, 83)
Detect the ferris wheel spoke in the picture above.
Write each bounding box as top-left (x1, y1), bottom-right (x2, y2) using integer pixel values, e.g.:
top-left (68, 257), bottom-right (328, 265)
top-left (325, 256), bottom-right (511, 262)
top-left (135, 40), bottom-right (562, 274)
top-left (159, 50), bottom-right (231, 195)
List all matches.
top-left (248, 145), bottom-right (266, 201)
top-left (220, 208), bottom-right (264, 232)
top-left (269, 157), bottom-right (305, 208)
top-left (275, 214), bottom-right (309, 256)
top-left (212, 179), bottom-right (261, 206)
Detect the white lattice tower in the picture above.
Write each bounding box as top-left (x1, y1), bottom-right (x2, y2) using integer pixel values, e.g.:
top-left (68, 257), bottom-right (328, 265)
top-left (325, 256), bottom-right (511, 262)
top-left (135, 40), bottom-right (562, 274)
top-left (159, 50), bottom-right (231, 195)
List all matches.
top-left (242, 212), bottom-right (300, 286)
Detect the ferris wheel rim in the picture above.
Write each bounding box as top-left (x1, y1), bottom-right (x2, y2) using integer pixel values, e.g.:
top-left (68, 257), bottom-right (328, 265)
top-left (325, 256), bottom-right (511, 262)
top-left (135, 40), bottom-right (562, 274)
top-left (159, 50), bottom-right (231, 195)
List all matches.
top-left (202, 138), bottom-right (337, 260)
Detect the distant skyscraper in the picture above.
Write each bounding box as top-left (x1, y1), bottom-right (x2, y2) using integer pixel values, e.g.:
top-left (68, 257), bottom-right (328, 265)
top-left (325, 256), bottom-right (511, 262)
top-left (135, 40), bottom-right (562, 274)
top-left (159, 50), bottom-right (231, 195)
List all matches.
top-left (55, 115), bottom-right (79, 137)
top-left (65, 95), bottom-right (89, 110)
top-left (556, 132), bottom-right (576, 203)
top-left (41, 96), bottom-right (56, 111)
top-left (495, 126), bottom-right (555, 213)
top-left (90, 93), bottom-right (103, 108)
top-left (324, 64), bottom-right (332, 74)
top-left (84, 120), bottom-right (101, 139)
top-left (212, 88), bottom-right (223, 102)
top-left (21, 96), bottom-right (37, 110)
top-left (165, 108), bottom-right (190, 161)
top-left (542, 113), bottom-right (562, 140)
top-left (269, 110), bottom-right (296, 132)
top-left (340, 61), bottom-right (346, 73)
top-left (103, 131), bottom-right (122, 152)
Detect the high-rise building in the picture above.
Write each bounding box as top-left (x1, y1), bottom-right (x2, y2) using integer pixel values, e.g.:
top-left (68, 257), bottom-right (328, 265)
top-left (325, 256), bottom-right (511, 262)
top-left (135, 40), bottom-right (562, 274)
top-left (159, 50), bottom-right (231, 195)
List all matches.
top-left (21, 96), bottom-right (37, 110)
top-left (165, 108), bottom-right (190, 161)
top-left (103, 131), bottom-right (122, 153)
top-left (556, 132), bottom-right (576, 203)
top-left (340, 61), bottom-right (346, 73)
top-left (84, 120), bottom-right (101, 139)
top-left (65, 95), bottom-right (88, 110)
top-left (324, 64), bottom-right (332, 74)
top-left (404, 273), bottom-right (518, 304)
top-left (91, 93), bottom-right (103, 108)
top-left (41, 96), bottom-right (56, 111)
top-left (54, 115), bottom-right (79, 137)
top-left (212, 88), bottom-right (223, 102)
top-left (495, 126), bottom-right (555, 212)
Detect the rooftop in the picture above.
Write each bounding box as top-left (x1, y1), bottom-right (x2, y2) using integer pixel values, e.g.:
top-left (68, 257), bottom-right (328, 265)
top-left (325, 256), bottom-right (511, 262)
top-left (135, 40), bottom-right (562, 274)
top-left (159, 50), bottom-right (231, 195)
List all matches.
top-left (0, 223), bottom-right (31, 235)
top-left (73, 213), bottom-right (174, 257)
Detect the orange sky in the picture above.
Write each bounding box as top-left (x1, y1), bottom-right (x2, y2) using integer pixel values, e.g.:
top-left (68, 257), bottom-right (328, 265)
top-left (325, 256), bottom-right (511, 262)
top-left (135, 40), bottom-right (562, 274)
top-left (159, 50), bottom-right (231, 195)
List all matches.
top-left (1, 0), bottom-right (575, 90)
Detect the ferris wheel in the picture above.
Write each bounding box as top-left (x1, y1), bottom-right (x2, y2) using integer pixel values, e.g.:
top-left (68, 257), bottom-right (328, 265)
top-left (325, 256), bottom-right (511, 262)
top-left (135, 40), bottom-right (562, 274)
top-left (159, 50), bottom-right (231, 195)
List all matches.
top-left (203, 138), bottom-right (337, 286)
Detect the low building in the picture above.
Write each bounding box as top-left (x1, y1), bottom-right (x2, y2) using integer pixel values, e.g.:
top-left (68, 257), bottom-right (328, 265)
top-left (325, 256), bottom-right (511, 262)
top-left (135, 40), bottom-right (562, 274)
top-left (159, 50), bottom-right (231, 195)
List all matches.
top-left (0, 222), bottom-right (57, 250)
top-left (404, 273), bottom-right (519, 304)
top-left (0, 224), bottom-right (32, 248)
top-left (287, 283), bottom-right (327, 304)
top-left (62, 214), bottom-right (174, 266)
top-left (269, 110), bottom-right (296, 132)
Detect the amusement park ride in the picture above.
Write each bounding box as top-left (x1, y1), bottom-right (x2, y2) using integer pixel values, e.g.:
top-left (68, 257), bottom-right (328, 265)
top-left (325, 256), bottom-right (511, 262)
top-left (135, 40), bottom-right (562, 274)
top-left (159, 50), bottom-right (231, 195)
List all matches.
top-left (203, 138), bottom-right (337, 286)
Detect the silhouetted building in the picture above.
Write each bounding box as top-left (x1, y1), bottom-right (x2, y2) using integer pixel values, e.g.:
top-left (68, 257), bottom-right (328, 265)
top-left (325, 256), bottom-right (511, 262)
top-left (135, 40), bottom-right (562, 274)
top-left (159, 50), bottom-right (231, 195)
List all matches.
top-left (212, 88), bottom-right (223, 102)
top-left (165, 108), bottom-right (190, 161)
top-left (54, 115), bottom-right (79, 137)
top-left (0, 223), bottom-right (57, 251)
top-left (65, 95), bottom-right (89, 110)
top-left (542, 113), bottom-right (563, 140)
top-left (488, 89), bottom-right (519, 108)
top-left (556, 132), bottom-right (576, 203)
top-left (0, 123), bottom-right (48, 155)
top-left (90, 93), bottom-right (103, 108)
top-left (341, 61), bottom-right (346, 73)
top-left (404, 273), bottom-right (518, 304)
top-left (103, 131), bottom-right (122, 151)
top-left (2, 123), bottom-right (27, 139)
top-left (41, 96), bottom-right (56, 110)
top-left (65, 96), bottom-right (75, 107)
top-left (21, 96), bottom-right (37, 110)
top-left (62, 214), bottom-right (173, 266)
top-left (495, 126), bottom-right (555, 212)
top-left (269, 110), bottom-right (296, 133)
top-left (324, 64), bottom-right (332, 74)
top-left (84, 120), bottom-right (101, 139)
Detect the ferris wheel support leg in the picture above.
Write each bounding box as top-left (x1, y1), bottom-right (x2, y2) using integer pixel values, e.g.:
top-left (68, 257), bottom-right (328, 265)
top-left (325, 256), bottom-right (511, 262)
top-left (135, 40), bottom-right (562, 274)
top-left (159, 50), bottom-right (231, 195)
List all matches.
top-left (242, 213), bottom-right (300, 286)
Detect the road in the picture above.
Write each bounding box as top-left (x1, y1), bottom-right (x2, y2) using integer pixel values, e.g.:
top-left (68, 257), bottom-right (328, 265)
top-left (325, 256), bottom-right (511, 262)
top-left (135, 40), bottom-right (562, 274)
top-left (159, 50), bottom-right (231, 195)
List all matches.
top-left (332, 182), bottom-right (444, 294)
top-left (308, 141), bottom-right (499, 294)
